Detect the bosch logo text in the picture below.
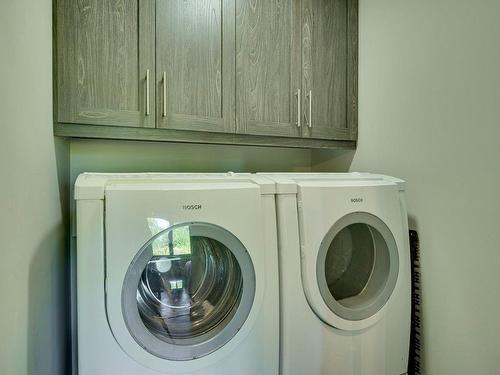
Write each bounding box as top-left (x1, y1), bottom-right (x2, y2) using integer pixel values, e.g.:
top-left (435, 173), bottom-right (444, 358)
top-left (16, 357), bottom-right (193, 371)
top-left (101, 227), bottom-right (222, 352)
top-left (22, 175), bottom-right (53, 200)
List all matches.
top-left (182, 204), bottom-right (202, 210)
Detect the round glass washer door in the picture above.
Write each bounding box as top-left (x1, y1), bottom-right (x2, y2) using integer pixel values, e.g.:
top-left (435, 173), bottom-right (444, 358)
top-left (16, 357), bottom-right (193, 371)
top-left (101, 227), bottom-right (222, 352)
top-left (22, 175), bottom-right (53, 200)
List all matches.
top-left (316, 212), bottom-right (399, 322)
top-left (121, 222), bottom-right (256, 361)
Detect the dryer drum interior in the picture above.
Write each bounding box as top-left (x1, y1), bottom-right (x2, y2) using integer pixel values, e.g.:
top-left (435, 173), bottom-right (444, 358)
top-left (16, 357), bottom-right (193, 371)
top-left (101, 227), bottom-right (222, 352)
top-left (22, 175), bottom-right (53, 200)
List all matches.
top-left (317, 212), bottom-right (399, 322)
top-left (121, 223), bottom-right (256, 361)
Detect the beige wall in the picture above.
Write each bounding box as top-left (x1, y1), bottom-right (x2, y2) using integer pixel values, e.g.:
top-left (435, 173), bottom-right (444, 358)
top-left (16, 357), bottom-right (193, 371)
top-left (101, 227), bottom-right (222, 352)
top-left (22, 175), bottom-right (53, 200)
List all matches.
top-left (0, 1), bottom-right (69, 375)
top-left (70, 139), bottom-right (310, 177)
top-left (314, 1), bottom-right (500, 373)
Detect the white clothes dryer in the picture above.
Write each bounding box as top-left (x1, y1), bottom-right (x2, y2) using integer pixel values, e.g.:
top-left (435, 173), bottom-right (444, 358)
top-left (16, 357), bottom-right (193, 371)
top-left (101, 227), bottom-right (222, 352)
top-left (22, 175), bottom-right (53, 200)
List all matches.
top-left (263, 173), bottom-right (411, 375)
top-left (75, 173), bottom-right (279, 375)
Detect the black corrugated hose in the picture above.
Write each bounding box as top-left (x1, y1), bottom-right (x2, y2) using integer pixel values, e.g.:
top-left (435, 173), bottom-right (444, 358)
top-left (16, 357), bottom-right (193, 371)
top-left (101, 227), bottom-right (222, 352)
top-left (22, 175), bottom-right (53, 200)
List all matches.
top-left (408, 230), bottom-right (422, 375)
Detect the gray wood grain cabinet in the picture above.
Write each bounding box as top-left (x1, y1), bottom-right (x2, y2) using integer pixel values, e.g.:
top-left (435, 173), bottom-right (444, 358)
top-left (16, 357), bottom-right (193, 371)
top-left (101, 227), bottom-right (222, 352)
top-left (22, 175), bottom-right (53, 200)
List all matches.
top-left (54, 0), bottom-right (358, 148)
top-left (235, 0), bottom-right (301, 137)
top-left (56, 0), bottom-right (155, 128)
top-left (302, 0), bottom-right (358, 140)
top-left (156, 0), bottom-right (235, 134)
top-left (235, 0), bottom-right (358, 140)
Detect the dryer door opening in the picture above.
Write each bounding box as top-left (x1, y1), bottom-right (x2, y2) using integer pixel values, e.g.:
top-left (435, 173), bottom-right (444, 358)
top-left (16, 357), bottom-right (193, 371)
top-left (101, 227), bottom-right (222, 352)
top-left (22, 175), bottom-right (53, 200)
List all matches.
top-left (121, 223), bottom-right (256, 361)
top-left (316, 212), bottom-right (399, 322)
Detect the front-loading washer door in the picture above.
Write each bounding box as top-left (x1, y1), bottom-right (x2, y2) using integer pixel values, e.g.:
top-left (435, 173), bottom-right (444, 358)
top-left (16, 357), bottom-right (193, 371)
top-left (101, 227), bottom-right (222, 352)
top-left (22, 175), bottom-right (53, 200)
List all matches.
top-left (316, 212), bottom-right (399, 322)
top-left (296, 181), bottom-right (406, 331)
top-left (121, 222), bottom-right (256, 361)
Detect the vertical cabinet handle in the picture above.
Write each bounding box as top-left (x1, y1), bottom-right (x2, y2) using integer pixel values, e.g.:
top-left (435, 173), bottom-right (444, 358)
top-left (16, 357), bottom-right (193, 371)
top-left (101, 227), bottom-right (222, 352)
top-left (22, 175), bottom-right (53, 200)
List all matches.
top-left (145, 69), bottom-right (150, 116)
top-left (295, 89), bottom-right (301, 127)
top-left (162, 72), bottom-right (167, 117)
top-left (307, 90), bottom-right (312, 128)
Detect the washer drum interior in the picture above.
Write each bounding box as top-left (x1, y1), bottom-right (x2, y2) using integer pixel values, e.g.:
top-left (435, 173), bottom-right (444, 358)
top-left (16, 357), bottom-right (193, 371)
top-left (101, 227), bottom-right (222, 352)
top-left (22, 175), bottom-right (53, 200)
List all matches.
top-left (316, 213), bottom-right (399, 322)
top-left (121, 223), bottom-right (256, 361)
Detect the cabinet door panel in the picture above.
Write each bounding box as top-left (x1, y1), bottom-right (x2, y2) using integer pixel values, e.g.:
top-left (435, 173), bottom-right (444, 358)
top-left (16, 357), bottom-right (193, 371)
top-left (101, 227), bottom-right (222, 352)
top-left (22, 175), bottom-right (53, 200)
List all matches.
top-left (235, 0), bottom-right (301, 137)
top-left (302, 0), bottom-right (351, 140)
top-left (57, 0), bottom-right (155, 127)
top-left (156, 0), bottom-right (235, 133)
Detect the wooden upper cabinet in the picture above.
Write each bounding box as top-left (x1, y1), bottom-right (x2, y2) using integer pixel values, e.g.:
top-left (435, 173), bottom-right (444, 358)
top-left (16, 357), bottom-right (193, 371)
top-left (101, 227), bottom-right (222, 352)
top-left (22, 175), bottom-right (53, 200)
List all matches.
top-left (155, 0), bottom-right (235, 133)
top-left (54, 0), bottom-right (358, 147)
top-left (235, 0), bottom-right (357, 140)
top-left (56, 0), bottom-right (155, 128)
top-left (301, 0), bottom-right (358, 140)
top-left (235, 0), bottom-right (301, 137)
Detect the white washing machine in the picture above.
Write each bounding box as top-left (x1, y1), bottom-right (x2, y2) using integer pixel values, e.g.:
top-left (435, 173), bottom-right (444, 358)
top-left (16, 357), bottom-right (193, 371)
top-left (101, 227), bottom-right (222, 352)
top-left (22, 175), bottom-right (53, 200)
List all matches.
top-left (75, 173), bottom-right (279, 375)
top-left (263, 173), bottom-right (411, 375)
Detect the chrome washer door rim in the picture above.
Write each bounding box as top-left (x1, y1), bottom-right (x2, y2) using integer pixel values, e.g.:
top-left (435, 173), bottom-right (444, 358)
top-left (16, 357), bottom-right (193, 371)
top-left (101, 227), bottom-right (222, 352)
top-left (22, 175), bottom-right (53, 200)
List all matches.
top-left (121, 222), bottom-right (256, 361)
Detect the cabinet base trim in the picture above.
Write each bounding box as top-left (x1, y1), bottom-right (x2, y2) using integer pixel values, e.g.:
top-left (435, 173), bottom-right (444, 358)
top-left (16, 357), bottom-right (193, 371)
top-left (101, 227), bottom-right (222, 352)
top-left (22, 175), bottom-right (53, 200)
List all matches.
top-left (54, 123), bottom-right (356, 150)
